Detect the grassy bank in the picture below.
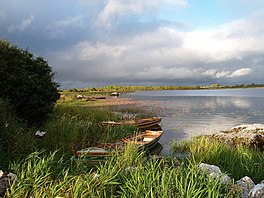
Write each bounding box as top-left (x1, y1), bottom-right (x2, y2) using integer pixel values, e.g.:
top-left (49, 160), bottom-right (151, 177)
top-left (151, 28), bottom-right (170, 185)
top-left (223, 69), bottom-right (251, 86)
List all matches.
top-left (0, 101), bottom-right (136, 170)
top-left (8, 146), bottom-right (234, 197)
top-left (173, 137), bottom-right (264, 183)
top-left (1, 99), bottom-right (263, 197)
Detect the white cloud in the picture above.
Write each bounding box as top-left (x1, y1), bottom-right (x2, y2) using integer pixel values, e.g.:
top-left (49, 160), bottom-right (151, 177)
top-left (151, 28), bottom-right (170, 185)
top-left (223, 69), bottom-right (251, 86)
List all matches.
top-left (96, 0), bottom-right (144, 27)
top-left (47, 2), bottom-right (263, 86)
top-left (201, 68), bottom-right (252, 79)
top-left (202, 69), bottom-right (230, 78)
top-left (227, 68), bottom-right (252, 78)
top-left (8, 15), bottom-right (34, 33)
top-left (46, 15), bottom-right (84, 38)
top-left (54, 16), bottom-right (84, 28)
top-left (96, 0), bottom-right (188, 27)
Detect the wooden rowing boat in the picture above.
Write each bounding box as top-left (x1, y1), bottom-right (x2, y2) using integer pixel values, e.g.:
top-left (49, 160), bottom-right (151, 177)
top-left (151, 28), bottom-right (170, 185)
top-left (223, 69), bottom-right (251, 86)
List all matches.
top-left (102, 117), bottom-right (162, 129)
top-left (74, 130), bottom-right (163, 157)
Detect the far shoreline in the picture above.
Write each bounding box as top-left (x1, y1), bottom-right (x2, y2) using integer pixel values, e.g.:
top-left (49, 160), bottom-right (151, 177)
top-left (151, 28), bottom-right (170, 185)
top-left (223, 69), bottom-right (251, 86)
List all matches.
top-left (60, 83), bottom-right (264, 93)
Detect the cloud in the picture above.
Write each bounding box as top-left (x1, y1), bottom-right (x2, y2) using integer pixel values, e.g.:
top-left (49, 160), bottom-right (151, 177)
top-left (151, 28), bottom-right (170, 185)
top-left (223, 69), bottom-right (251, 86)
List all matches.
top-left (96, 0), bottom-right (189, 27)
top-left (2, 0), bottom-right (262, 88)
top-left (46, 15), bottom-right (84, 38)
top-left (202, 68), bottom-right (252, 79)
top-left (96, 0), bottom-right (145, 27)
top-left (8, 15), bottom-right (34, 33)
top-left (227, 68), bottom-right (252, 78)
top-left (0, 11), bottom-right (6, 20)
top-left (50, 8), bottom-right (263, 86)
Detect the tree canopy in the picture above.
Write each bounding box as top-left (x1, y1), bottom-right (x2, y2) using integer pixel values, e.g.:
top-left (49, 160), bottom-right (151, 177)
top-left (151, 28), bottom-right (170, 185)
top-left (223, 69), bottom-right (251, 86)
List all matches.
top-left (0, 39), bottom-right (60, 125)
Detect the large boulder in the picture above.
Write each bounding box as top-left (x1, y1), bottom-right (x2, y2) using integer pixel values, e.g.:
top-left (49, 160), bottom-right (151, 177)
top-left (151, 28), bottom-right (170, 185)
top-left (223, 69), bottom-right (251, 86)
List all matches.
top-left (212, 124), bottom-right (264, 149)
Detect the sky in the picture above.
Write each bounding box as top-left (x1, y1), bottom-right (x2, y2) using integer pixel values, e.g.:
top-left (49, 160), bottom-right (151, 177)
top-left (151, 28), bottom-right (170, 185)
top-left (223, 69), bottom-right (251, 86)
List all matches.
top-left (1, 0), bottom-right (264, 88)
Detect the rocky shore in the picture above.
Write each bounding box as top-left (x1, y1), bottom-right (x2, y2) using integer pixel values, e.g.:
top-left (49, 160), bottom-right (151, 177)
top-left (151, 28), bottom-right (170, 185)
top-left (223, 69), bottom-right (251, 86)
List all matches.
top-left (199, 163), bottom-right (264, 198)
top-left (212, 124), bottom-right (264, 150)
top-left (206, 124), bottom-right (264, 197)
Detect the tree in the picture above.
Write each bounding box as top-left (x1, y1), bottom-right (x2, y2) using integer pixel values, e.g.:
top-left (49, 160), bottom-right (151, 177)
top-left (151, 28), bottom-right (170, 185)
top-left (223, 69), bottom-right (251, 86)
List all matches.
top-left (0, 39), bottom-right (60, 125)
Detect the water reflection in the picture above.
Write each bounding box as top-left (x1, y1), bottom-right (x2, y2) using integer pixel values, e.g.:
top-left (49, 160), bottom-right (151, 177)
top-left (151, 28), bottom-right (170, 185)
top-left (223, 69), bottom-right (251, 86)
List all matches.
top-left (125, 89), bottom-right (264, 147)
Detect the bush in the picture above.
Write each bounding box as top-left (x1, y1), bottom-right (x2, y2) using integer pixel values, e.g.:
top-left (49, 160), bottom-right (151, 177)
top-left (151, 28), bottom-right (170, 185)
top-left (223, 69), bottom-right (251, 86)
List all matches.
top-left (0, 39), bottom-right (60, 125)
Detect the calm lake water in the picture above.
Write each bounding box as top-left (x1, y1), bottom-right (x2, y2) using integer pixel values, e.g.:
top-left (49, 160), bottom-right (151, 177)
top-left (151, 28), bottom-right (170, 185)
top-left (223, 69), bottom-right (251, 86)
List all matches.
top-left (124, 88), bottom-right (264, 153)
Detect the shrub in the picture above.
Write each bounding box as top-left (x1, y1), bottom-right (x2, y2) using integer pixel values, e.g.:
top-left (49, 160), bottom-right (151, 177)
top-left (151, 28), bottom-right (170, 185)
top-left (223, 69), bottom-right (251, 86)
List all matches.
top-left (0, 39), bottom-right (60, 125)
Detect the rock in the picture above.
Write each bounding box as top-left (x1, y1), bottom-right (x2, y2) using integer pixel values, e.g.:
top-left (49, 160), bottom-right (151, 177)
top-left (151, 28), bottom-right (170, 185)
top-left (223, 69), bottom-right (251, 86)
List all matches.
top-left (199, 163), bottom-right (222, 178)
top-left (199, 163), bottom-right (231, 185)
top-left (0, 171), bottom-right (17, 196)
top-left (248, 180), bottom-right (264, 198)
top-left (235, 176), bottom-right (255, 198)
top-left (212, 124), bottom-right (264, 149)
top-left (231, 124), bottom-right (264, 133)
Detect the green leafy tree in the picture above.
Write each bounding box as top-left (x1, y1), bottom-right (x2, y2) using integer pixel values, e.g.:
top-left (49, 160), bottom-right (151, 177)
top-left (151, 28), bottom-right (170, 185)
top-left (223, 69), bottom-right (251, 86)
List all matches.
top-left (0, 39), bottom-right (60, 125)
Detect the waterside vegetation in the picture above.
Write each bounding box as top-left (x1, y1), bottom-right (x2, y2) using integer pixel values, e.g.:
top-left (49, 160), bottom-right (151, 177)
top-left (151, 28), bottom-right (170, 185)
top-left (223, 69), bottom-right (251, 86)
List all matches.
top-left (1, 99), bottom-right (264, 197)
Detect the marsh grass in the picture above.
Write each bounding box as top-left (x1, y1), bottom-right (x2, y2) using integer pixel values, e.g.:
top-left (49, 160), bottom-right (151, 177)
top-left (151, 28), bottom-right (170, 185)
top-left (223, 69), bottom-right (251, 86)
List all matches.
top-left (0, 100), bottom-right (38, 169)
top-left (7, 145), bottom-right (234, 198)
top-left (42, 105), bottom-right (137, 156)
top-left (0, 101), bottom-right (136, 169)
top-left (173, 136), bottom-right (264, 183)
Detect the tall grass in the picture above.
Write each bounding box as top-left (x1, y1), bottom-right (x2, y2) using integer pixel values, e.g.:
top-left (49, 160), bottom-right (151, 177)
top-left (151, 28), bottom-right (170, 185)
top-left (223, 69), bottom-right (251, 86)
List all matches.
top-left (0, 100), bottom-right (37, 170)
top-left (43, 105), bottom-right (137, 156)
top-left (173, 136), bottom-right (264, 183)
top-left (8, 146), bottom-right (234, 198)
top-left (0, 101), bottom-right (136, 169)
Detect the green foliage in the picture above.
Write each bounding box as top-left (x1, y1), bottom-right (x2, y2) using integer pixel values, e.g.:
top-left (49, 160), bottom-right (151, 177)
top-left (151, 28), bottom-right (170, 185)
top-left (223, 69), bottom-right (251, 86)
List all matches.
top-left (42, 105), bottom-right (136, 155)
top-left (7, 149), bottom-right (234, 197)
top-left (0, 39), bottom-right (60, 125)
top-left (0, 99), bottom-right (37, 170)
top-left (173, 136), bottom-right (264, 183)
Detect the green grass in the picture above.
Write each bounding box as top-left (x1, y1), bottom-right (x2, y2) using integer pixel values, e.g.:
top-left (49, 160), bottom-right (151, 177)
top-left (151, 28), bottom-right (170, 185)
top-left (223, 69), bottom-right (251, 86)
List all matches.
top-left (0, 101), bottom-right (137, 169)
top-left (7, 146), bottom-right (235, 198)
top-left (1, 99), bottom-right (262, 197)
top-left (173, 136), bottom-right (264, 183)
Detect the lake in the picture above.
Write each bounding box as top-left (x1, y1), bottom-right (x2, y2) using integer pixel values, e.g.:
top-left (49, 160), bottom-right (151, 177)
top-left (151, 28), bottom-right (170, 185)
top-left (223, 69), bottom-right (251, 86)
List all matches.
top-left (124, 88), bottom-right (264, 153)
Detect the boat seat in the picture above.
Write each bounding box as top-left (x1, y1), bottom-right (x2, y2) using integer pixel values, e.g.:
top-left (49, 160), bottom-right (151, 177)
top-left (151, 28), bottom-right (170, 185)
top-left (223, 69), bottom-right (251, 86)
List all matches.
top-left (143, 137), bottom-right (153, 142)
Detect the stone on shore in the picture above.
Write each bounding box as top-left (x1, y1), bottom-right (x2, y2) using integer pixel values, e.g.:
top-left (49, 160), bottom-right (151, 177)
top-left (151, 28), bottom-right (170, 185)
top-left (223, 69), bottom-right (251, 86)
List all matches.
top-left (212, 124), bottom-right (264, 149)
top-left (248, 180), bottom-right (264, 198)
top-left (235, 176), bottom-right (255, 198)
top-left (199, 163), bottom-right (231, 185)
top-left (0, 171), bottom-right (17, 196)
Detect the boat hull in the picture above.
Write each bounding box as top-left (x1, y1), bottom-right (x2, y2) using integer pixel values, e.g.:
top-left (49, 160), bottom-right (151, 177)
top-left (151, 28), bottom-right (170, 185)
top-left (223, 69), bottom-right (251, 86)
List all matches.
top-left (74, 130), bottom-right (163, 157)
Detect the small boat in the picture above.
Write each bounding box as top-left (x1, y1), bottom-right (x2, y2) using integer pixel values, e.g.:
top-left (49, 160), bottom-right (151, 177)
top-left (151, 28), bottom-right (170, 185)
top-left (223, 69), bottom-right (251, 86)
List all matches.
top-left (102, 117), bottom-right (162, 129)
top-left (74, 130), bottom-right (163, 157)
top-left (110, 92), bottom-right (120, 97)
